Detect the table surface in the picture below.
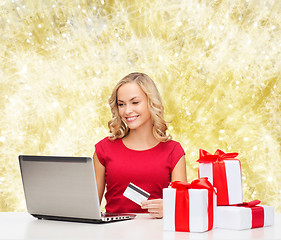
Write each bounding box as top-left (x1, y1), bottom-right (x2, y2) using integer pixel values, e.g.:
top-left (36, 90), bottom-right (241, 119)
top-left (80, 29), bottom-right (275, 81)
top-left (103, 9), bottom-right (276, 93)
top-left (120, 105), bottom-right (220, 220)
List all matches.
top-left (0, 212), bottom-right (280, 240)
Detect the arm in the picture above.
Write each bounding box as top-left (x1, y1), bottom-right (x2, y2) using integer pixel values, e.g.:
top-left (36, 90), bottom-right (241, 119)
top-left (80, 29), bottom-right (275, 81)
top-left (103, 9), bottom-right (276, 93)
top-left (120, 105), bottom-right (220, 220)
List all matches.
top-left (93, 152), bottom-right (106, 204)
top-left (141, 155), bottom-right (187, 218)
top-left (171, 155), bottom-right (187, 182)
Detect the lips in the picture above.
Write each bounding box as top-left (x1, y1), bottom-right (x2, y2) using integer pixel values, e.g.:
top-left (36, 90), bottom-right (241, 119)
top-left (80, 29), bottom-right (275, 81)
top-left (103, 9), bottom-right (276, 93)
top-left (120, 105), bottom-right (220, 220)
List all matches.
top-left (126, 115), bottom-right (139, 122)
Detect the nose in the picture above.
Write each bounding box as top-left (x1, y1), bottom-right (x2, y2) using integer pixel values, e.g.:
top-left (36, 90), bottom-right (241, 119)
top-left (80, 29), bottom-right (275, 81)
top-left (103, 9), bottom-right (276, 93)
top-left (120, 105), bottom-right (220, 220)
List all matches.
top-left (124, 104), bottom-right (133, 115)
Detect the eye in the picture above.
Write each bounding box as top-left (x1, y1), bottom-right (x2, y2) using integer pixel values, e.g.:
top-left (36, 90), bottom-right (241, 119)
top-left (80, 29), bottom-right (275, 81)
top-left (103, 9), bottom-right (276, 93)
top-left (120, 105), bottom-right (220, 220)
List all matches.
top-left (132, 102), bottom-right (139, 105)
top-left (118, 103), bottom-right (124, 107)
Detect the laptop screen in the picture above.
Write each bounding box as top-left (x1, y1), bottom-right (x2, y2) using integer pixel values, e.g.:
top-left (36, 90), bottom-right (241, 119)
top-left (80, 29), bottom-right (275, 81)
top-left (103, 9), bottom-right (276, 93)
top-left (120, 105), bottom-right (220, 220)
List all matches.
top-left (19, 155), bottom-right (102, 220)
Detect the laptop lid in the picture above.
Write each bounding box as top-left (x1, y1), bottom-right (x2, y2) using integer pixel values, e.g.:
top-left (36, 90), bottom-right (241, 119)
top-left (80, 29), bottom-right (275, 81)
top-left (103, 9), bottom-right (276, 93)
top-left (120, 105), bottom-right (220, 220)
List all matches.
top-left (19, 155), bottom-right (103, 220)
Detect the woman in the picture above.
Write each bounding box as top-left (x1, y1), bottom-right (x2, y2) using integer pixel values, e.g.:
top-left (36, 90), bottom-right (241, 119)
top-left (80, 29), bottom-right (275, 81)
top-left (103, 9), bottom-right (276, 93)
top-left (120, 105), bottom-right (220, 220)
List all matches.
top-left (93, 72), bottom-right (187, 218)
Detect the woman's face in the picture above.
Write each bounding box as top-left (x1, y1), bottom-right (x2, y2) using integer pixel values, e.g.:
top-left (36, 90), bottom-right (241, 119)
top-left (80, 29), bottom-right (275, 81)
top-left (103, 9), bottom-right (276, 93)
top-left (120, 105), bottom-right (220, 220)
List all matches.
top-left (117, 82), bottom-right (152, 131)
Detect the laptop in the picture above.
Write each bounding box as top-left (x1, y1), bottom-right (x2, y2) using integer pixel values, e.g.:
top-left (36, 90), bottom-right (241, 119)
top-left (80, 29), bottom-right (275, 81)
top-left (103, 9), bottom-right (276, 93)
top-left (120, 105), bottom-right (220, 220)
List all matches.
top-left (19, 155), bottom-right (136, 223)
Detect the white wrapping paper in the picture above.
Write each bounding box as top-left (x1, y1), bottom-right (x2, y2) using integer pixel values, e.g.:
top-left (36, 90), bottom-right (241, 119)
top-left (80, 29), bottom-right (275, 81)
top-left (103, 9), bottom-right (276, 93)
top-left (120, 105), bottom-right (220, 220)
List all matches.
top-left (199, 160), bottom-right (243, 205)
top-left (216, 205), bottom-right (274, 230)
top-left (163, 188), bottom-right (216, 232)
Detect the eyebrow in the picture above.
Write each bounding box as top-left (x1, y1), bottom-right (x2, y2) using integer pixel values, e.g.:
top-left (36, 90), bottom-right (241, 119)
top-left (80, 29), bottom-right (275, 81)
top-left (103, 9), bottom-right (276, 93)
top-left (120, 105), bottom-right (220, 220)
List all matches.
top-left (117, 97), bottom-right (141, 102)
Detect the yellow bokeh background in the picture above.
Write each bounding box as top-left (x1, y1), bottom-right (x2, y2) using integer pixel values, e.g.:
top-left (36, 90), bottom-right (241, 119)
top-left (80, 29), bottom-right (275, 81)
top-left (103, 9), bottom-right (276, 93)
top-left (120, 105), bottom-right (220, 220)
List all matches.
top-left (0, 0), bottom-right (280, 212)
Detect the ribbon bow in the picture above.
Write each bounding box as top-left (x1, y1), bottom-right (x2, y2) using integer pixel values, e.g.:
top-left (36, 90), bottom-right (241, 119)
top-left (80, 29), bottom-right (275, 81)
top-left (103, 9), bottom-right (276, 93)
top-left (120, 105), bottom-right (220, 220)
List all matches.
top-left (235, 200), bottom-right (261, 207)
top-left (170, 177), bottom-right (216, 193)
top-left (197, 149), bottom-right (238, 163)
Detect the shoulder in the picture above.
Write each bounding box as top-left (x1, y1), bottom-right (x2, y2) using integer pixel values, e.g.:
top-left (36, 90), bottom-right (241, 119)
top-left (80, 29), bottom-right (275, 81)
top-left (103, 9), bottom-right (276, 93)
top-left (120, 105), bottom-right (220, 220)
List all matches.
top-left (95, 137), bottom-right (123, 153)
top-left (159, 140), bottom-right (185, 156)
top-left (95, 137), bottom-right (122, 161)
top-left (160, 140), bottom-right (185, 168)
top-left (160, 140), bottom-right (183, 149)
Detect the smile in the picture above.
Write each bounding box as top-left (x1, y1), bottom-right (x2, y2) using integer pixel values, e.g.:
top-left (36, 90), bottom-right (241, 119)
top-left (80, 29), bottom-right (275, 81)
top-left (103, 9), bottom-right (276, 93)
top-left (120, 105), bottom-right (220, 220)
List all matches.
top-left (126, 116), bottom-right (139, 122)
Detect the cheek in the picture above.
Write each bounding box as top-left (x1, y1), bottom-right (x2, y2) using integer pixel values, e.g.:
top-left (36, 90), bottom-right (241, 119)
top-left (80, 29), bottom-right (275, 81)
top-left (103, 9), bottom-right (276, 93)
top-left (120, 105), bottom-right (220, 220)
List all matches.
top-left (141, 104), bottom-right (151, 117)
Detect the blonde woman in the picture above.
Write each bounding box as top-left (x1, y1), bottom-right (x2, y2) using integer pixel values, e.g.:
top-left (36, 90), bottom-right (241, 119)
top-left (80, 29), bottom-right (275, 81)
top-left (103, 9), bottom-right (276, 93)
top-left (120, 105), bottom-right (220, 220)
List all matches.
top-left (93, 72), bottom-right (187, 218)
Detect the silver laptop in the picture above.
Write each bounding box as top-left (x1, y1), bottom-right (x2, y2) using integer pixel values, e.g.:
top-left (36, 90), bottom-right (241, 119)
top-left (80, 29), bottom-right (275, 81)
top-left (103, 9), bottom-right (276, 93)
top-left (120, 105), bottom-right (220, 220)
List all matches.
top-left (19, 155), bottom-right (136, 223)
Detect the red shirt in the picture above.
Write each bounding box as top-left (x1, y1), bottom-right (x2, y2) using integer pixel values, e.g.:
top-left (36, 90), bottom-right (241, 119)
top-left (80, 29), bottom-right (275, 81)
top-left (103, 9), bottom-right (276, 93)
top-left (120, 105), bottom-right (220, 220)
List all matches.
top-left (94, 137), bottom-right (185, 213)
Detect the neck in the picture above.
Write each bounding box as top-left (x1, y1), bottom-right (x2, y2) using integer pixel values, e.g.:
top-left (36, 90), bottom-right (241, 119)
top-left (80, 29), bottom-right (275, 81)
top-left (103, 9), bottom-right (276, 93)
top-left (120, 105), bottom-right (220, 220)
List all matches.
top-left (123, 124), bottom-right (159, 150)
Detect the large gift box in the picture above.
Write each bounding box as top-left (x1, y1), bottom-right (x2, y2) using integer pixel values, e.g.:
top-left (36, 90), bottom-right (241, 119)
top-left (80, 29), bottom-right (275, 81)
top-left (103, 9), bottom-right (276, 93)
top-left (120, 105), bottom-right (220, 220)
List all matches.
top-left (163, 178), bottom-right (216, 232)
top-left (216, 200), bottom-right (274, 230)
top-left (197, 149), bottom-right (243, 205)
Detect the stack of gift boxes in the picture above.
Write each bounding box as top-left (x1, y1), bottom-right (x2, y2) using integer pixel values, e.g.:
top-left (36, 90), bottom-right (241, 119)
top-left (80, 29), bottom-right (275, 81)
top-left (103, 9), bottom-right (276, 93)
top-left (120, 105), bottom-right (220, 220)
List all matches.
top-left (163, 149), bottom-right (274, 232)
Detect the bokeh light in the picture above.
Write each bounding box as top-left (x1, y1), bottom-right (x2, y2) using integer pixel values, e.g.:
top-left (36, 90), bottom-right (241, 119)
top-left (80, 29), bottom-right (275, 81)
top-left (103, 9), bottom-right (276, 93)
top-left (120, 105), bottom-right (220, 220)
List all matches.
top-left (0, 0), bottom-right (280, 212)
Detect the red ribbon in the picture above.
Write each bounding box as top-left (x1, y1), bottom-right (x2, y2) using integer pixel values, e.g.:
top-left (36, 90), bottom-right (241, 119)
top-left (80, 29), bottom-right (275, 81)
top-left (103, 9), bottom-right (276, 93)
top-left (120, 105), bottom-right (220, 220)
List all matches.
top-left (234, 200), bottom-right (264, 228)
top-left (170, 178), bottom-right (216, 232)
top-left (196, 149), bottom-right (239, 163)
top-left (197, 149), bottom-right (240, 205)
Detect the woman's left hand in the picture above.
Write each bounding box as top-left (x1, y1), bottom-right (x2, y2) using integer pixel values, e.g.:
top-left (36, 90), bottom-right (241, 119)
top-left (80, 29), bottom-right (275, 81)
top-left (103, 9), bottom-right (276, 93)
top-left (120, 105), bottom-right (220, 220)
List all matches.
top-left (141, 199), bottom-right (163, 219)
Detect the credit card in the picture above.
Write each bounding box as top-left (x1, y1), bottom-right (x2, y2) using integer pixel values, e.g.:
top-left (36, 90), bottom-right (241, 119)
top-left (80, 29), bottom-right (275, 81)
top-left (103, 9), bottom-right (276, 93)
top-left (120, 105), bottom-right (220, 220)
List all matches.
top-left (123, 182), bottom-right (150, 206)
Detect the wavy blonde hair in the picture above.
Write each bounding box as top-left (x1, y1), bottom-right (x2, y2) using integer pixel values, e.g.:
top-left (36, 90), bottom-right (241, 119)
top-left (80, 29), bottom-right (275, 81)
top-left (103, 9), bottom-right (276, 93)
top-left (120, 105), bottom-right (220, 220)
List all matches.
top-left (108, 72), bottom-right (171, 142)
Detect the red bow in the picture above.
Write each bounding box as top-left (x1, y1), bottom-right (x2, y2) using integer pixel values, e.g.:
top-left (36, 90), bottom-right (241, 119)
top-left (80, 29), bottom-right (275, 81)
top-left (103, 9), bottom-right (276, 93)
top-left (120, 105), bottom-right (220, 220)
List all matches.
top-left (197, 149), bottom-right (239, 163)
top-left (170, 177), bottom-right (216, 193)
top-left (235, 200), bottom-right (261, 207)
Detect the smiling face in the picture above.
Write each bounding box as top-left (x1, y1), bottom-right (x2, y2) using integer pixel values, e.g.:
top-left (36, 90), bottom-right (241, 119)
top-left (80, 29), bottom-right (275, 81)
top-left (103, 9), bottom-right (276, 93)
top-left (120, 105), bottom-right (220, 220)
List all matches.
top-left (117, 82), bottom-right (152, 132)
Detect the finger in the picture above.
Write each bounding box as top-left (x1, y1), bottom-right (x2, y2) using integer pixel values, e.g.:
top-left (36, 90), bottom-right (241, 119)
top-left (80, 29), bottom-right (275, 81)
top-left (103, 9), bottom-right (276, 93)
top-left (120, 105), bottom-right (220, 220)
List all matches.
top-left (147, 207), bottom-right (163, 215)
top-left (141, 200), bottom-right (149, 208)
top-left (142, 199), bottom-right (162, 209)
top-left (142, 203), bottom-right (160, 210)
top-left (142, 199), bottom-right (162, 207)
top-left (147, 209), bottom-right (162, 216)
top-left (144, 199), bottom-right (162, 204)
top-left (146, 204), bottom-right (161, 210)
top-left (147, 208), bottom-right (162, 215)
top-left (144, 205), bottom-right (163, 218)
top-left (141, 202), bottom-right (150, 209)
top-left (148, 211), bottom-right (163, 219)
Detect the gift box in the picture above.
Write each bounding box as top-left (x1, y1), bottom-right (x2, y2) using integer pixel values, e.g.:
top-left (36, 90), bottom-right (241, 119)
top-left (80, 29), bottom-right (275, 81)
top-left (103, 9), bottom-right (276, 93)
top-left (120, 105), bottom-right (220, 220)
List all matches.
top-left (197, 149), bottom-right (243, 205)
top-left (216, 200), bottom-right (274, 230)
top-left (163, 178), bottom-right (216, 232)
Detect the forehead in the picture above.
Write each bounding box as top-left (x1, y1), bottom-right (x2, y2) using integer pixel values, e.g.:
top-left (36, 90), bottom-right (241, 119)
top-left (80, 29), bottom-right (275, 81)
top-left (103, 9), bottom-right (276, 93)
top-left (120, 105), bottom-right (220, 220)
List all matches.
top-left (117, 82), bottom-right (146, 101)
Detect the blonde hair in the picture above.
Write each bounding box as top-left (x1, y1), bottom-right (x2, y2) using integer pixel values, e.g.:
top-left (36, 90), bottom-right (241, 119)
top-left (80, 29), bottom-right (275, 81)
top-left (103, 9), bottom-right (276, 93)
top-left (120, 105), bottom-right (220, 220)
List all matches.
top-left (108, 72), bottom-right (171, 142)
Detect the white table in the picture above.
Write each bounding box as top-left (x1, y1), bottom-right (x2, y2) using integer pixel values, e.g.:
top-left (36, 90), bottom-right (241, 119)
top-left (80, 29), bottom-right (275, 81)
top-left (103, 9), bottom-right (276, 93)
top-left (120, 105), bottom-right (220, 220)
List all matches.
top-left (0, 212), bottom-right (280, 240)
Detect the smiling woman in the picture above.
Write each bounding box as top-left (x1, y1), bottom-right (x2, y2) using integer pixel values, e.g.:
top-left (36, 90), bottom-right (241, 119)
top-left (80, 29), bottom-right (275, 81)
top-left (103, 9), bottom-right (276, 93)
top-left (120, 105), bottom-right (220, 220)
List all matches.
top-left (108, 73), bottom-right (170, 142)
top-left (93, 72), bottom-right (187, 218)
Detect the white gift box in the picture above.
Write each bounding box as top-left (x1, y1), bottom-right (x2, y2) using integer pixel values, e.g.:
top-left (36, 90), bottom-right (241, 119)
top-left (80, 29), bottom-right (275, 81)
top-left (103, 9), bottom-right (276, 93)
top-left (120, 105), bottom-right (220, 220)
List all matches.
top-left (199, 160), bottom-right (243, 205)
top-left (216, 205), bottom-right (274, 230)
top-left (163, 188), bottom-right (216, 232)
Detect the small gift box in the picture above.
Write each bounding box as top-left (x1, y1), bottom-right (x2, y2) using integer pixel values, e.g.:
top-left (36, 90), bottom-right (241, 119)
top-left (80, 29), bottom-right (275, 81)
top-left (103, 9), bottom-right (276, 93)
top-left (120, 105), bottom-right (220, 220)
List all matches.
top-left (163, 178), bottom-right (216, 232)
top-left (216, 200), bottom-right (274, 230)
top-left (197, 149), bottom-right (243, 205)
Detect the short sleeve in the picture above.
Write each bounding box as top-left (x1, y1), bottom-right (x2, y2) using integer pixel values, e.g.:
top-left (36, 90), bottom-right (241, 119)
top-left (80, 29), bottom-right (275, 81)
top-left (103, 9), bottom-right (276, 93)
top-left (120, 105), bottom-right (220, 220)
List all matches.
top-left (94, 138), bottom-right (107, 166)
top-left (169, 142), bottom-right (185, 171)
